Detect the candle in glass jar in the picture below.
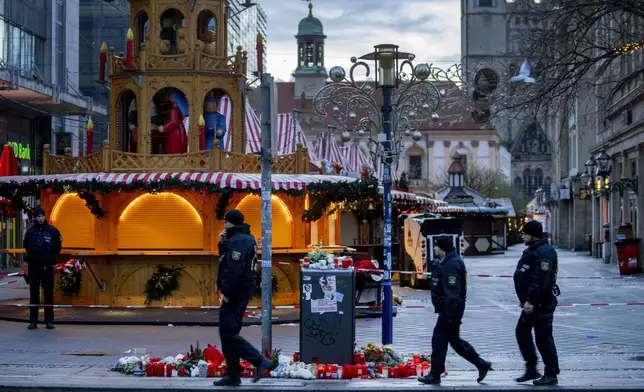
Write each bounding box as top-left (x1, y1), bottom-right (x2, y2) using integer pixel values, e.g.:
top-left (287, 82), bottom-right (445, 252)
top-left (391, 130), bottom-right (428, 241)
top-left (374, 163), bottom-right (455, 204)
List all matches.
top-left (317, 365), bottom-right (325, 379)
top-left (413, 353), bottom-right (421, 364)
top-left (166, 363), bottom-right (173, 377)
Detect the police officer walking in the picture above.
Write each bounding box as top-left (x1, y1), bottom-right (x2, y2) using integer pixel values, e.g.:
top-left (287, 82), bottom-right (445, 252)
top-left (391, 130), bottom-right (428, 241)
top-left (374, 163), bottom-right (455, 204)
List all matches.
top-left (213, 209), bottom-right (272, 387)
top-left (418, 236), bottom-right (492, 385)
top-left (514, 220), bottom-right (560, 386)
top-left (23, 207), bottom-right (62, 330)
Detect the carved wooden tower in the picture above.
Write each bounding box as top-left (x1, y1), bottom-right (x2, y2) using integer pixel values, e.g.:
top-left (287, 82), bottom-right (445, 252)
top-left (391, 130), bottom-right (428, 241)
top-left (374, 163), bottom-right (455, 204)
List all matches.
top-left (108, 0), bottom-right (248, 158)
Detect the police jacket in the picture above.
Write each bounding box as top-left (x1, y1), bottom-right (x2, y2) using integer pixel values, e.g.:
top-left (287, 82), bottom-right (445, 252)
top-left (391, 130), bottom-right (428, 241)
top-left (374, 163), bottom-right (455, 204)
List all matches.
top-left (431, 250), bottom-right (467, 320)
top-left (217, 224), bottom-right (257, 299)
top-left (24, 221), bottom-right (62, 264)
top-left (513, 238), bottom-right (559, 309)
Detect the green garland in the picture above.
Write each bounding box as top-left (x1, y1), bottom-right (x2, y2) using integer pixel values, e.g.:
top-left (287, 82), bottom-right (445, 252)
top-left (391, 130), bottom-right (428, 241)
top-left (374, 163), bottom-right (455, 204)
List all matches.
top-left (304, 178), bottom-right (379, 222)
top-left (144, 265), bottom-right (185, 304)
top-left (77, 190), bottom-right (106, 219)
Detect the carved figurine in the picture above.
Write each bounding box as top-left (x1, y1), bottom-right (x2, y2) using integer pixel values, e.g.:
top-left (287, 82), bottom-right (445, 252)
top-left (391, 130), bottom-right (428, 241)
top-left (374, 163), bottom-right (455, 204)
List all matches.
top-left (159, 17), bottom-right (176, 55)
top-left (170, 89), bottom-right (191, 150)
top-left (203, 97), bottom-right (227, 150)
top-left (177, 27), bottom-right (187, 54)
top-left (158, 93), bottom-right (188, 154)
top-left (200, 29), bottom-right (216, 55)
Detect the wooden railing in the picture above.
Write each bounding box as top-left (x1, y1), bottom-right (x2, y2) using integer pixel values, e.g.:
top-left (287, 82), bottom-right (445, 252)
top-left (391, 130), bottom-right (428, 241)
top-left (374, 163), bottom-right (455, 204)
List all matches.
top-left (108, 44), bottom-right (246, 74)
top-left (42, 140), bottom-right (310, 175)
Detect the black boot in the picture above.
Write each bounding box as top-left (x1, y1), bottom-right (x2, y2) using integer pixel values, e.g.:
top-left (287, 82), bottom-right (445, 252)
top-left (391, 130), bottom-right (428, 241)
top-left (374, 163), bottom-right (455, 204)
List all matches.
top-left (533, 375), bottom-right (558, 386)
top-left (213, 375), bottom-right (241, 387)
top-left (418, 374), bottom-right (441, 384)
top-left (27, 322), bottom-right (37, 330)
top-left (516, 366), bottom-right (541, 383)
top-left (476, 359), bottom-right (493, 383)
top-left (253, 358), bottom-right (273, 383)
top-left (46, 322), bottom-right (55, 330)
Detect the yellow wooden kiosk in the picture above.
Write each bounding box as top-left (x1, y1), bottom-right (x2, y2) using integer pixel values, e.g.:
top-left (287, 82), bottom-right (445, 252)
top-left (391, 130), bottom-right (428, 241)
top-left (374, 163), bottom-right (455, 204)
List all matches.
top-left (0, 0), bottom-right (356, 309)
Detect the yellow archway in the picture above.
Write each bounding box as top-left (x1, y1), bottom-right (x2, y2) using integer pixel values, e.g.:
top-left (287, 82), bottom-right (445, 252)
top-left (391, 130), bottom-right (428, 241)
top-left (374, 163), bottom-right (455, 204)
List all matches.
top-left (236, 194), bottom-right (293, 248)
top-left (50, 193), bottom-right (96, 249)
top-left (117, 192), bottom-right (203, 249)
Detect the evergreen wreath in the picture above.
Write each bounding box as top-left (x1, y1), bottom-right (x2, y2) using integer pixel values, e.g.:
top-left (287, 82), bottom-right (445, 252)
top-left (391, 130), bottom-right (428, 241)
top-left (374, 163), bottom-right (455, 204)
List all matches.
top-left (144, 265), bottom-right (185, 304)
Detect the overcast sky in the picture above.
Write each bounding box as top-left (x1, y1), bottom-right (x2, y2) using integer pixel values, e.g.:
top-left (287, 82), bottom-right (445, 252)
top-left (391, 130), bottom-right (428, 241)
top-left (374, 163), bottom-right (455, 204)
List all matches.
top-left (260, 0), bottom-right (461, 81)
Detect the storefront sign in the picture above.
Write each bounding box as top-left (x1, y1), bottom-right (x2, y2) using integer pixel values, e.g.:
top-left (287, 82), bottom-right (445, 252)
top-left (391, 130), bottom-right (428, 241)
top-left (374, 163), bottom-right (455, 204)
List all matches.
top-left (7, 141), bottom-right (30, 160)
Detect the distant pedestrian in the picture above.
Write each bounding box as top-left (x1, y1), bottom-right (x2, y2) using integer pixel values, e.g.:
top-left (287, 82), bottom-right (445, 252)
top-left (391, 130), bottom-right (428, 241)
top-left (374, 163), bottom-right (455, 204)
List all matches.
top-left (514, 220), bottom-right (560, 386)
top-left (214, 209), bottom-right (272, 387)
top-left (23, 207), bottom-right (62, 330)
top-left (418, 235), bottom-right (492, 385)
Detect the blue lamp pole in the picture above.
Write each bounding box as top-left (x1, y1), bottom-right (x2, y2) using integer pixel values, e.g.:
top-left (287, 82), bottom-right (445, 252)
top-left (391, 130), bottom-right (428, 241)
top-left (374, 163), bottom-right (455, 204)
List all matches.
top-left (313, 44), bottom-right (450, 345)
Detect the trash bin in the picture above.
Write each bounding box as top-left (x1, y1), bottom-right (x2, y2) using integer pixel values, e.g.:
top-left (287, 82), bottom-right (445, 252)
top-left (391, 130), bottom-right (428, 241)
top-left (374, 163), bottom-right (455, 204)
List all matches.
top-left (615, 238), bottom-right (641, 275)
top-left (300, 268), bottom-right (355, 365)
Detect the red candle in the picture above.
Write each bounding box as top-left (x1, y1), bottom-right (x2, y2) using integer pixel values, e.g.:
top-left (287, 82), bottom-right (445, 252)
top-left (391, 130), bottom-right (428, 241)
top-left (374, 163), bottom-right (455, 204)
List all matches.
top-left (316, 365), bottom-right (325, 379)
top-left (413, 353), bottom-right (421, 364)
top-left (145, 363), bottom-right (154, 377)
top-left (125, 28), bottom-right (134, 69)
top-left (293, 352), bottom-right (300, 362)
top-left (178, 367), bottom-right (185, 377)
top-left (165, 363), bottom-right (173, 377)
top-left (98, 42), bottom-right (107, 82)
top-left (86, 117), bottom-right (94, 154)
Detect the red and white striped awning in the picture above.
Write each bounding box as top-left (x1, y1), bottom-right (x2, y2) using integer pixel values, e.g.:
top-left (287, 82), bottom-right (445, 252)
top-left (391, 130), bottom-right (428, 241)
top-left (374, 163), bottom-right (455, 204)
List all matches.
top-left (314, 129), bottom-right (344, 165)
top-left (434, 205), bottom-right (466, 213)
top-left (342, 141), bottom-right (370, 173)
top-left (220, 96), bottom-right (262, 154)
top-left (0, 173), bottom-right (357, 192)
top-left (276, 113), bottom-right (319, 162)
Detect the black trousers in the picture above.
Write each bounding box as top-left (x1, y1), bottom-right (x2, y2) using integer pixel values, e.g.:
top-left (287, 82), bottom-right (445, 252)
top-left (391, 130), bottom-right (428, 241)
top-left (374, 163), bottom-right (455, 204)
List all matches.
top-left (430, 312), bottom-right (482, 376)
top-left (516, 309), bottom-right (560, 376)
top-left (219, 287), bottom-right (264, 379)
top-left (28, 262), bottom-right (55, 323)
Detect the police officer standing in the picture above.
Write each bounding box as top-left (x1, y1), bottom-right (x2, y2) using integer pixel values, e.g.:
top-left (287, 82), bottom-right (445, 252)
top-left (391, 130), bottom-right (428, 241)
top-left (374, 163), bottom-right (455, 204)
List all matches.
top-left (514, 220), bottom-right (560, 386)
top-left (23, 207), bottom-right (62, 330)
top-left (213, 209), bottom-right (272, 387)
top-left (418, 235), bottom-right (492, 385)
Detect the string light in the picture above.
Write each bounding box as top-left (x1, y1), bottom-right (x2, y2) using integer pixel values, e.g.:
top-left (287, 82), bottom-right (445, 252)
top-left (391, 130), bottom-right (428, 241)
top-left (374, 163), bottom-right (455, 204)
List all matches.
top-left (613, 40), bottom-right (644, 56)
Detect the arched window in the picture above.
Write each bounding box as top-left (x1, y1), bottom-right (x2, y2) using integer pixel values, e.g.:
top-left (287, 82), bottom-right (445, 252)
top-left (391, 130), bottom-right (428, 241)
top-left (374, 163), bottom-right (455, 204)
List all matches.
top-left (514, 177), bottom-right (522, 192)
top-left (522, 168), bottom-right (532, 197)
top-left (535, 168), bottom-right (543, 191)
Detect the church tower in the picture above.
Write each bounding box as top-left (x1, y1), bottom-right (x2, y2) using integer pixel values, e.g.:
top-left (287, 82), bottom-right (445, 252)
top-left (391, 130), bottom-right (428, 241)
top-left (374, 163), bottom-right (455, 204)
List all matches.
top-left (293, 2), bottom-right (327, 99)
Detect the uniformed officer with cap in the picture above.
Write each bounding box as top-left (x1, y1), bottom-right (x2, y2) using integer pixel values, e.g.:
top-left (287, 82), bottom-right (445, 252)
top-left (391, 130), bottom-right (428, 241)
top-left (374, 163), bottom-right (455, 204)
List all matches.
top-left (418, 235), bottom-right (492, 385)
top-left (213, 209), bottom-right (272, 386)
top-left (514, 220), bottom-right (560, 386)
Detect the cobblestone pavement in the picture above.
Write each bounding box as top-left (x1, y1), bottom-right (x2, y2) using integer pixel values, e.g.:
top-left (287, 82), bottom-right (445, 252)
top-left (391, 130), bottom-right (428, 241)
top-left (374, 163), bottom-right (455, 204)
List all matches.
top-left (0, 245), bottom-right (643, 390)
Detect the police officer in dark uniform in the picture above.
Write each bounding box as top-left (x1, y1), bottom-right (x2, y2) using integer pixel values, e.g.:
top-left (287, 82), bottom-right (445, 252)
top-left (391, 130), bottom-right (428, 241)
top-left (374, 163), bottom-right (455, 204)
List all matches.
top-left (23, 207), bottom-right (62, 330)
top-left (418, 235), bottom-right (492, 385)
top-left (213, 209), bottom-right (272, 387)
top-left (514, 220), bottom-right (560, 386)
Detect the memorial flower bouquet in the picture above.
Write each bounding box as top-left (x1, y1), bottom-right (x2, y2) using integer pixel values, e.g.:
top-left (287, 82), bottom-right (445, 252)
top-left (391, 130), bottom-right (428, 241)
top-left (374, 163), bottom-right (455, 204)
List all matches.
top-left (58, 259), bottom-right (84, 296)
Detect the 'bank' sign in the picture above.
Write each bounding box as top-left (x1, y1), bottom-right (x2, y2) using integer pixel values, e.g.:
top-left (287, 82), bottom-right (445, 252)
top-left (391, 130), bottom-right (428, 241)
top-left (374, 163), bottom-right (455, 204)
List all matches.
top-left (7, 141), bottom-right (31, 160)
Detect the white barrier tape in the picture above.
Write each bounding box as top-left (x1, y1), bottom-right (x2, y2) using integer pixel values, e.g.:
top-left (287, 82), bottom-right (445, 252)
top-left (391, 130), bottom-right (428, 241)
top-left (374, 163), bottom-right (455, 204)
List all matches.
top-left (0, 302), bottom-right (642, 310)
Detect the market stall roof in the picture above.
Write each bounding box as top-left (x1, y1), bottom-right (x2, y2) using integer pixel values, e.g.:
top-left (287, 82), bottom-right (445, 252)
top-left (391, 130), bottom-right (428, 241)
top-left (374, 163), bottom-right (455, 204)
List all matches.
top-left (0, 172), bottom-right (449, 206)
top-left (0, 172), bottom-right (357, 192)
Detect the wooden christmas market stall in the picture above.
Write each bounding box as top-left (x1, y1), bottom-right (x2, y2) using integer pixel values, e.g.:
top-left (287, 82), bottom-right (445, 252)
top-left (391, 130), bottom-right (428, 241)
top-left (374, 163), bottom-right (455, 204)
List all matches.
top-left (0, 0), bottom-right (373, 308)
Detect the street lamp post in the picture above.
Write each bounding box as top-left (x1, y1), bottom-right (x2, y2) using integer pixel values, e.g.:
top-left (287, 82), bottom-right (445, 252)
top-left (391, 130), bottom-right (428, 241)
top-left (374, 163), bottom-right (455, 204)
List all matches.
top-left (312, 44), bottom-right (461, 345)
